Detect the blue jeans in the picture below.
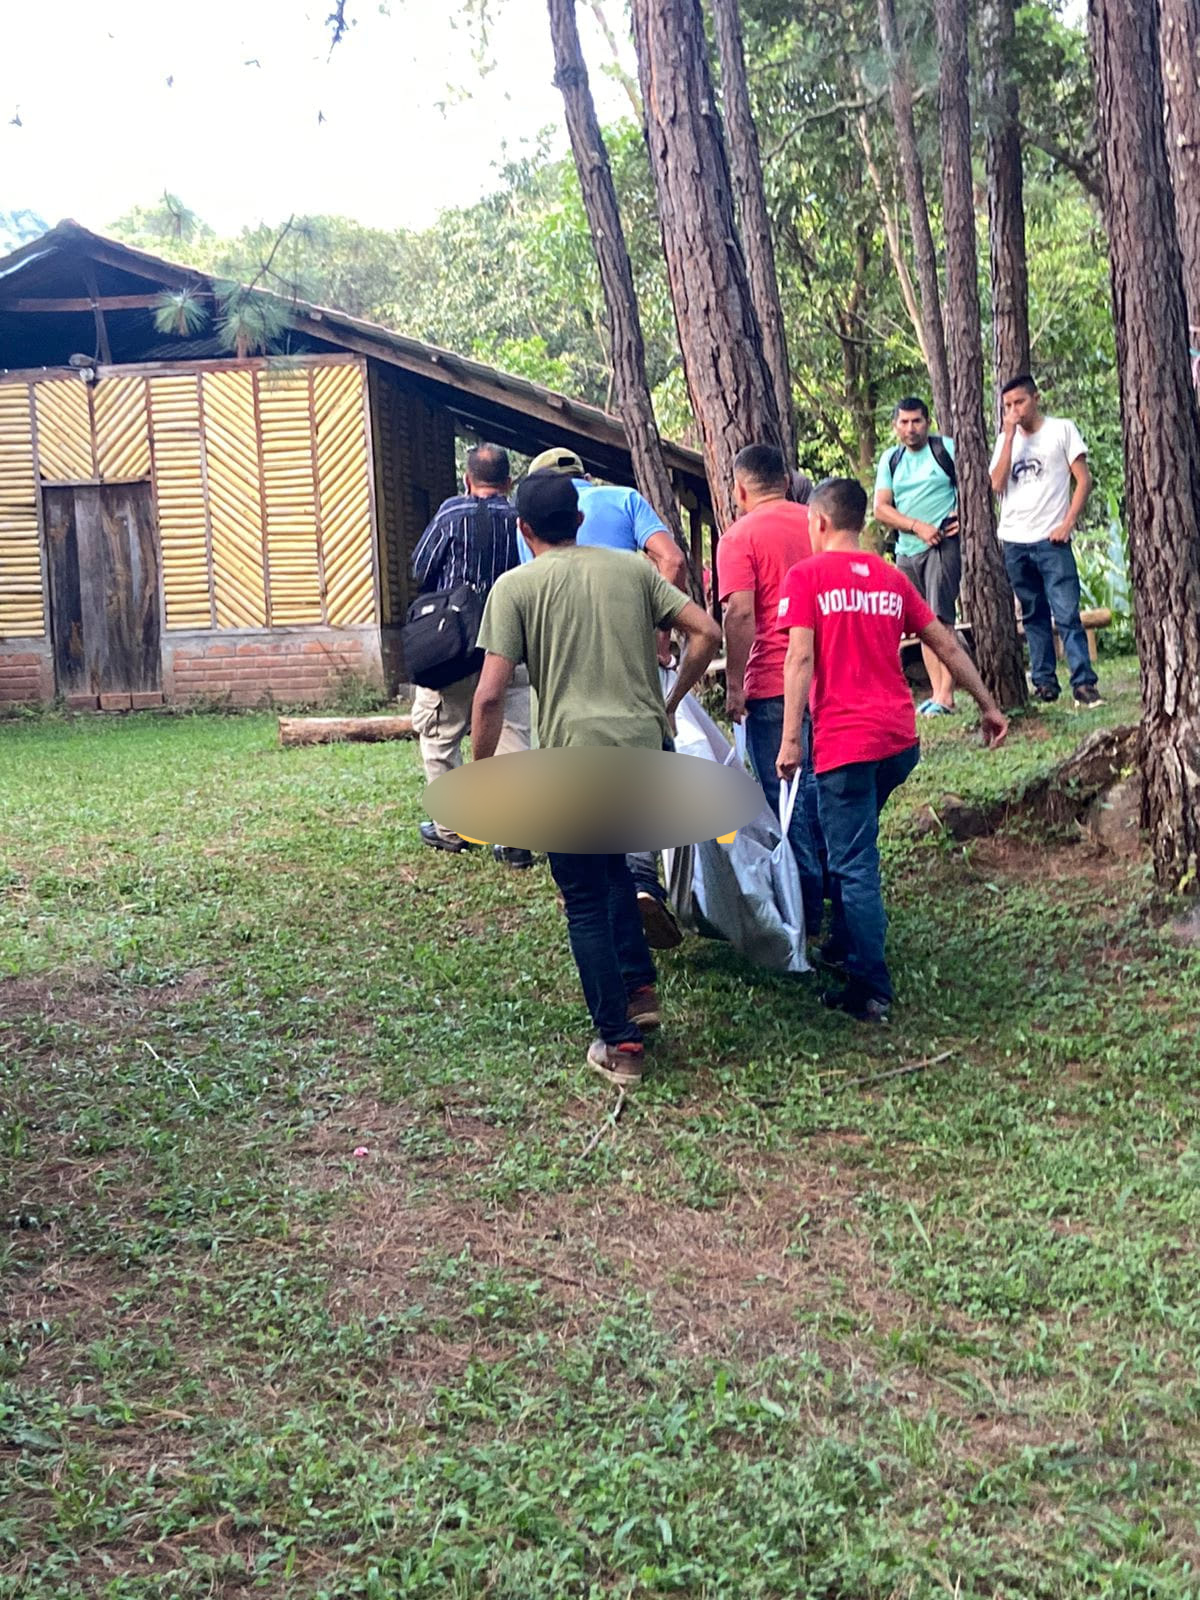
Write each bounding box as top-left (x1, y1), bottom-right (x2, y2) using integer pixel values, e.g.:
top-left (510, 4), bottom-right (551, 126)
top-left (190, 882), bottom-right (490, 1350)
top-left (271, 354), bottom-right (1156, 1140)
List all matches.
top-left (1002, 539), bottom-right (1098, 693)
top-left (817, 743), bottom-right (920, 1004)
top-left (743, 696), bottom-right (827, 936)
top-left (547, 852), bottom-right (656, 1045)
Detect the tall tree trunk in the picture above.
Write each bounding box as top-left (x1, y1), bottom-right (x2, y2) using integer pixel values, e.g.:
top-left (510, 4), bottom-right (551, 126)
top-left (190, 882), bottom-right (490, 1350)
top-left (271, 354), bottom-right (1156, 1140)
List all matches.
top-left (877, 0), bottom-right (953, 430)
top-left (629, 0), bottom-right (783, 532)
top-left (837, 227), bottom-right (879, 490)
top-left (1091, 0), bottom-right (1200, 888)
top-left (1160, 0), bottom-right (1200, 341)
top-left (547, 0), bottom-right (692, 575)
top-left (936, 0), bottom-right (1028, 710)
top-left (982, 0), bottom-right (1031, 423)
top-left (853, 103), bottom-right (932, 373)
top-left (709, 0), bottom-right (796, 464)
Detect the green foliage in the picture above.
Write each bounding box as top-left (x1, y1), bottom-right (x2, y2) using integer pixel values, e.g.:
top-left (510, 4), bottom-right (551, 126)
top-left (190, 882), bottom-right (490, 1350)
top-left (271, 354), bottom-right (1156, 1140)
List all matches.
top-left (213, 287), bottom-right (291, 358)
top-left (152, 289), bottom-right (208, 338)
top-left (1075, 489), bottom-right (1135, 650)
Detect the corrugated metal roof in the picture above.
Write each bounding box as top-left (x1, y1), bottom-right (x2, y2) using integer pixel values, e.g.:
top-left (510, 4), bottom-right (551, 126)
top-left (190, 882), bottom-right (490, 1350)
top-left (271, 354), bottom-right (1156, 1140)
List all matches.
top-left (0, 246), bottom-right (56, 282)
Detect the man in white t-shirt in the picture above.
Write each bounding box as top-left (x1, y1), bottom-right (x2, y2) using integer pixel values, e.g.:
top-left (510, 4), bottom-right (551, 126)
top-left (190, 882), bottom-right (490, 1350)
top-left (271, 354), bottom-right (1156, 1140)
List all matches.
top-left (989, 374), bottom-right (1101, 706)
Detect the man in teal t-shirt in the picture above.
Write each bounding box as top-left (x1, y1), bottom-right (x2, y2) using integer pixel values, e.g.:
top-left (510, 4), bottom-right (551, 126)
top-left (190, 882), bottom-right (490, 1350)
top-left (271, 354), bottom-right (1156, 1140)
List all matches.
top-left (873, 396), bottom-right (960, 715)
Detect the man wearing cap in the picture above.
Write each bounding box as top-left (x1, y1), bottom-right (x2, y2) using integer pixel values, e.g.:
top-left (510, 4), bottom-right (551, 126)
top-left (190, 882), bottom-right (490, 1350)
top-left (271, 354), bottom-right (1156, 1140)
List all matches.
top-left (523, 447), bottom-right (690, 948)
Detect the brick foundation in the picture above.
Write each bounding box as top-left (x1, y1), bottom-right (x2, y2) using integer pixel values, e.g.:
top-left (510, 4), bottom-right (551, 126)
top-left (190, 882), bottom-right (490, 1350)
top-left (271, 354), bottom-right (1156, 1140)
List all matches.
top-left (0, 640), bottom-right (54, 707)
top-left (162, 627), bottom-right (385, 708)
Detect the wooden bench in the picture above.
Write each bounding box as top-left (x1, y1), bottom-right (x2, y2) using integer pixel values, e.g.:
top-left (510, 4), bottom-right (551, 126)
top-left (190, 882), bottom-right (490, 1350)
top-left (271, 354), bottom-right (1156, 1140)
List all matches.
top-left (903, 608), bottom-right (1111, 659)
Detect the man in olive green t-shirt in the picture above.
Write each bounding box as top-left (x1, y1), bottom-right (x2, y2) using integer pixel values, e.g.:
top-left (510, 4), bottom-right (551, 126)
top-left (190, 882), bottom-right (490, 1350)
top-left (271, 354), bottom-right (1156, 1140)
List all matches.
top-left (471, 471), bottom-right (721, 1088)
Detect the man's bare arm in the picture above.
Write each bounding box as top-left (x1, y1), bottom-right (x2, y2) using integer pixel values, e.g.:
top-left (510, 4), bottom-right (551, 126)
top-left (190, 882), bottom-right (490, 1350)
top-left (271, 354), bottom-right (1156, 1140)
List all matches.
top-left (470, 653), bottom-right (517, 761)
top-left (875, 486), bottom-right (940, 547)
top-left (645, 530), bottom-right (688, 591)
top-left (721, 589), bottom-right (755, 722)
top-left (663, 602), bottom-right (722, 717)
top-left (989, 427), bottom-right (1016, 494)
top-left (775, 628), bottom-right (814, 780)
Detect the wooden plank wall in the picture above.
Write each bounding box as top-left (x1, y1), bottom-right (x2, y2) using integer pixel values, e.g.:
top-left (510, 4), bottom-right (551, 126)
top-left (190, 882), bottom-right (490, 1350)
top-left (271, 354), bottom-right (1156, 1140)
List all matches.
top-left (367, 362), bottom-right (457, 623)
top-left (0, 385), bottom-right (44, 636)
top-left (0, 356), bottom-right (378, 640)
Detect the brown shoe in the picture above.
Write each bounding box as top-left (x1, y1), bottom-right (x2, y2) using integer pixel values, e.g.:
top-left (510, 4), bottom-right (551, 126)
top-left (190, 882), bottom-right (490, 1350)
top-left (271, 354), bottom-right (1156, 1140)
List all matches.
top-left (587, 1039), bottom-right (645, 1087)
top-left (638, 892), bottom-right (682, 950)
top-left (627, 985), bottom-right (661, 1031)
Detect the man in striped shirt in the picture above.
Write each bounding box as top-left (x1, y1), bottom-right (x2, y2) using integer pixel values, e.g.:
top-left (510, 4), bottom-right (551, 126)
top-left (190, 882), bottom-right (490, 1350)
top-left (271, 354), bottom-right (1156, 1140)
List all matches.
top-left (411, 443), bottom-right (532, 866)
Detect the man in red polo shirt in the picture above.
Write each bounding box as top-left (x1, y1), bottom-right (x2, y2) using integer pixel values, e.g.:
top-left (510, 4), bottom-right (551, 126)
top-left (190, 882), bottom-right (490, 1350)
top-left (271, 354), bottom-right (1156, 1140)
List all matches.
top-left (717, 442), bottom-right (825, 936)
top-left (776, 477), bottom-right (1007, 1023)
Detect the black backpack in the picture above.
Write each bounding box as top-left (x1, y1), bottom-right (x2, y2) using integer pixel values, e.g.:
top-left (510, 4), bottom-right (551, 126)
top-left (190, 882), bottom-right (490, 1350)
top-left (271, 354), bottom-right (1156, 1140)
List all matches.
top-left (401, 500), bottom-right (498, 689)
top-left (889, 434), bottom-right (957, 489)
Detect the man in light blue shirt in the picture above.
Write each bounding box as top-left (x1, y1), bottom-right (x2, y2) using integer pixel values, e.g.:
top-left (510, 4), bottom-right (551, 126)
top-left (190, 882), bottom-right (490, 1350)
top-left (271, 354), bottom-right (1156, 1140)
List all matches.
top-left (521, 446), bottom-right (690, 950)
top-left (873, 396), bottom-right (960, 715)
top-left (518, 448), bottom-right (687, 588)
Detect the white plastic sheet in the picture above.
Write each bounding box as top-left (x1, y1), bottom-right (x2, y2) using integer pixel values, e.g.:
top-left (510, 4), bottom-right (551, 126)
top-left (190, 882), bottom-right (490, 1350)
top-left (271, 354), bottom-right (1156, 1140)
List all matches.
top-left (664, 690), bottom-right (809, 974)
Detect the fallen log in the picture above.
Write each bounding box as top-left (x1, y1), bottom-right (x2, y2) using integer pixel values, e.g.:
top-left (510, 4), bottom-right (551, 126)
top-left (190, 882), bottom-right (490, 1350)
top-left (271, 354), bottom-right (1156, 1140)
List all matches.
top-left (279, 715), bottom-right (415, 747)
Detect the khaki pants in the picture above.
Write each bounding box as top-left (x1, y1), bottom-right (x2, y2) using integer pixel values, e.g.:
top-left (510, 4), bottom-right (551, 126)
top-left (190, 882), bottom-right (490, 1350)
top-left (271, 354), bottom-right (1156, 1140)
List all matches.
top-left (411, 666), bottom-right (531, 842)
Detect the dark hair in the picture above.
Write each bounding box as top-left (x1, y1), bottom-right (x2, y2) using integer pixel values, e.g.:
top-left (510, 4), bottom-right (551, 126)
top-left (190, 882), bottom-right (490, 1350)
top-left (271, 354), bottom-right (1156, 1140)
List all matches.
top-left (466, 443), bottom-right (511, 487)
top-left (1001, 373), bottom-right (1038, 398)
top-left (787, 469), bottom-right (814, 505)
top-left (516, 470), bottom-right (580, 543)
top-left (733, 442), bottom-right (788, 490)
top-left (892, 396), bottom-right (929, 420)
top-left (810, 476), bottom-right (868, 531)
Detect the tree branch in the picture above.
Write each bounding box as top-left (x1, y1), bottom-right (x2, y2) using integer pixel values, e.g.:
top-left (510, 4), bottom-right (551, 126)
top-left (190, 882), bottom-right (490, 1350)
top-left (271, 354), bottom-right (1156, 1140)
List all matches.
top-left (584, 0), bottom-right (643, 120)
top-left (1020, 124), bottom-right (1103, 199)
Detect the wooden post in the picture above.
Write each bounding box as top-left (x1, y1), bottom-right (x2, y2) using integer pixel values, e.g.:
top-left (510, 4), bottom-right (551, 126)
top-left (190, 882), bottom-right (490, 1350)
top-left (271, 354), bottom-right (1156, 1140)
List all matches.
top-left (708, 517), bottom-right (723, 627)
top-left (82, 263), bottom-right (113, 366)
top-left (688, 504), bottom-right (704, 591)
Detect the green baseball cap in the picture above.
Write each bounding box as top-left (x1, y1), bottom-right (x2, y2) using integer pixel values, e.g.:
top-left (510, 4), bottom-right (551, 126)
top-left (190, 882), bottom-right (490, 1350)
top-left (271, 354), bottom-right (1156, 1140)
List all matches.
top-left (527, 447), bottom-right (585, 477)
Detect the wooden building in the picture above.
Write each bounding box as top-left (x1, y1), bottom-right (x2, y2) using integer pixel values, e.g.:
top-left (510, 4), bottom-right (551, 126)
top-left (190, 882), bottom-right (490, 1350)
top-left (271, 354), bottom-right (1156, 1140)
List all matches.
top-left (0, 222), bottom-right (712, 709)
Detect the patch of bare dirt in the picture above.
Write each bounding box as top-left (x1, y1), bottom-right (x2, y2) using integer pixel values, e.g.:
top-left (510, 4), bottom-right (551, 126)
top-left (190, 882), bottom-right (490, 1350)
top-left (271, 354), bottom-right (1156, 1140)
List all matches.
top-left (964, 834), bottom-right (1143, 893)
top-left (0, 968), bottom-right (214, 1025)
top-left (318, 1154), bottom-right (906, 1363)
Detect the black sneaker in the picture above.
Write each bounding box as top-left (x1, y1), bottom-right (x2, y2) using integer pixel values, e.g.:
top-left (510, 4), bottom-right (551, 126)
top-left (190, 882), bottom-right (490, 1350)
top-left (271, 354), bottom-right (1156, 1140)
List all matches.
top-left (1033, 683), bottom-right (1060, 704)
top-left (820, 986), bottom-right (890, 1025)
top-left (419, 821), bottom-right (477, 854)
top-left (1073, 685), bottom-right (1104, 708)
top-left (492, 845), bottom-right (534, 869)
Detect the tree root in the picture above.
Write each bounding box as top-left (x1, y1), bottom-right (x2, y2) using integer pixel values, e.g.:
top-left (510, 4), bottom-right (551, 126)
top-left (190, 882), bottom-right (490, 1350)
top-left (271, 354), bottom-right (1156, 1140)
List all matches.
top-left (917, 723), bottom-right (1139, 842)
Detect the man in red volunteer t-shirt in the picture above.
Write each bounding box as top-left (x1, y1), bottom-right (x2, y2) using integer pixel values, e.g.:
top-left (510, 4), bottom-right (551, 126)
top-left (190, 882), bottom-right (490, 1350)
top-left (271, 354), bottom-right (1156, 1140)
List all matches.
top-left (776, 477), bottom-right (1007, 1023)
top-left (717, 442), bottom-right (825, 935)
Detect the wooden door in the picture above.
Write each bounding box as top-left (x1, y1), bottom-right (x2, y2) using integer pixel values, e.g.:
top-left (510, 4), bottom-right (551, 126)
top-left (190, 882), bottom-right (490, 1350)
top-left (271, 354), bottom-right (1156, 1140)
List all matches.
top-left (44, 483), bottom-right (161, 698)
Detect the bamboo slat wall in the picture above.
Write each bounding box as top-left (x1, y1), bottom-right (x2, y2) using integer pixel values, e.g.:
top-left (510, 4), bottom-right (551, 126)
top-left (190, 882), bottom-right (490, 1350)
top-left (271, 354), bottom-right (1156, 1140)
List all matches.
top-left (152, 373), bottom-right (211, 628)
top-left (34, 378), bottom-right (94, 481)
top-left (202, 368), bottom-right (267, 628)
top-left (315, 363), bottom-right (375, 628)
top-left (0, 385), bottom-right (43, 636)
top-left (0, 356), bottom-right (378, 639)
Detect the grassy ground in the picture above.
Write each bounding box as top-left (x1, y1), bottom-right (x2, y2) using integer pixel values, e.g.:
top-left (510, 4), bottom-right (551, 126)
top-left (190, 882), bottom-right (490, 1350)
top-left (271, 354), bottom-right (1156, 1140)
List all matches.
top-left (2, 653), bottom-right (1199, 1599)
